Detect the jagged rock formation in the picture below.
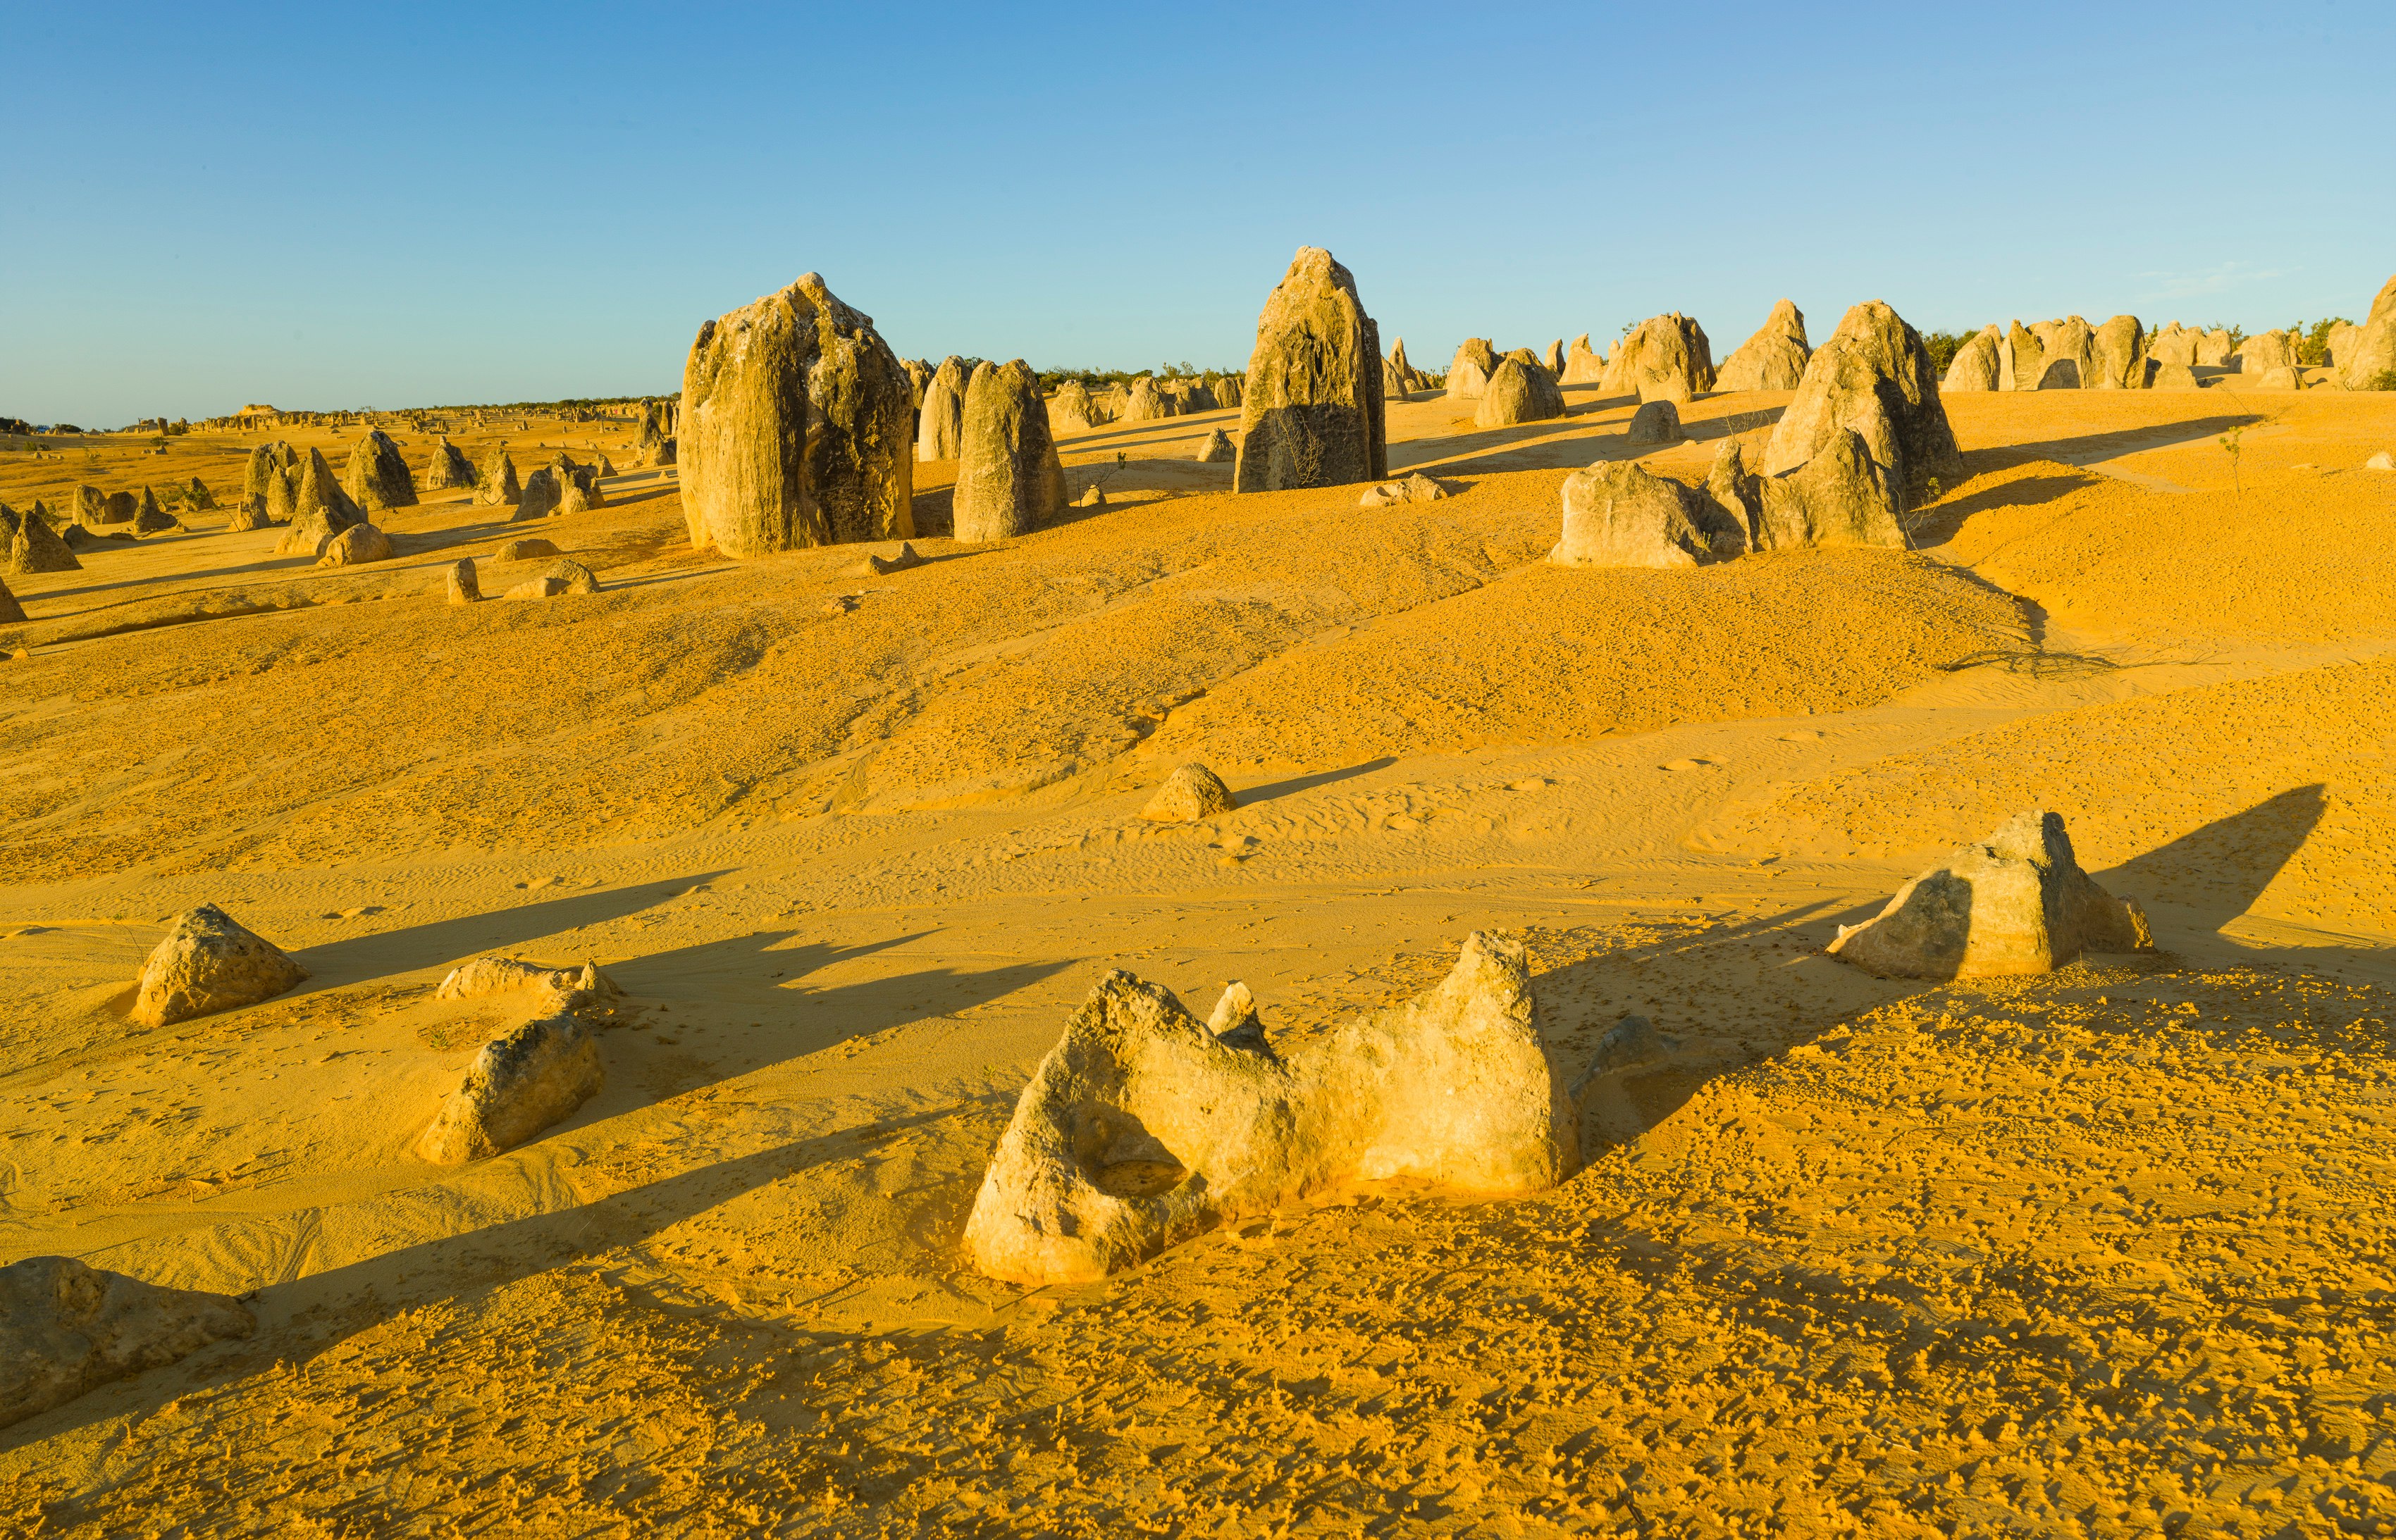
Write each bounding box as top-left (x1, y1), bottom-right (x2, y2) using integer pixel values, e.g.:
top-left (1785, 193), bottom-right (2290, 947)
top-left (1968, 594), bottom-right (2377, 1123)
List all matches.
top-left (1764, 300), bottom-right (1963, 506)
top-left (130, 903), bottom-right (307, 1028)
top-left (964, 932), bottom-right (1574, 1285)
top-left (1755, 428), bottom-right (1904, 550)
top-left (342, 429), bottom-right (418, 511)
top-left (1141, 763), bottom-right (1237, 822)
top-left (424, 436), bottom-right (477, 491)
top-left (682, 272), bottom-right (915, 556)
top-left (1550, 460), bottom-right (1744, 568)
top-left (0, 1258), bottom-right (254, 1430)
top-left (1562, 333), bottom-right (1605, 385)
top-left (273, 449), bottom-right (364, 555)
top-left (953, 360), bottom-right (1065, 543)
top-left (2150, 323), bottom-right (2201, 367)
top-left (1603, 313), bottom-right (1715, 403)
top-left (1215, 373), bottom-right (1245, 409)
top-left (1829, 811), bottom-right (2151, 979)
top-left (1235, 247), bottom-right (1386, 492)
top-left (475, 449), bottom-right (521, 507)
top-left (1474, 357), bottom-right (1567, 427)
top-left (184, 476), bottom-right (214, 510)
top-left (1445, 339), bottom-right (1498, 399)
top-left (1713, 300), bottom-right (1810, 392)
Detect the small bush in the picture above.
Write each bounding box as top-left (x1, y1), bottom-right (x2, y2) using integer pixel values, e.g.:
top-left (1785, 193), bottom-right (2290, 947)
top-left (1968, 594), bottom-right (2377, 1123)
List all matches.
top-left (1921, 332), bottom-right (1977, 372)
top-left (2366, 368), bottom-right (2396, 392)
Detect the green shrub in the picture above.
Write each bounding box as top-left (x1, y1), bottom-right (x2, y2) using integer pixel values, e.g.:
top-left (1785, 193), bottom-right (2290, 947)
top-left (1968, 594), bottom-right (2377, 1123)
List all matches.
top-left (2366, 368), bottom-right (2396, 392)
top-left (1921, 331), bottom-right (1976, 372)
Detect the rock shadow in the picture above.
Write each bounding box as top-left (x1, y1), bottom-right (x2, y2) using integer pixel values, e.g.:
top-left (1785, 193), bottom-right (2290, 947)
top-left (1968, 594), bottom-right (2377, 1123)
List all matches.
top-left (1235, 758), bottom-right (1397, 805)
top-left (290, 871), bottom-right (737, 988)
top-left (1968, 414), bottom-right (2262, 473)
top-left (2101, 785), bottom-right (2326, 939)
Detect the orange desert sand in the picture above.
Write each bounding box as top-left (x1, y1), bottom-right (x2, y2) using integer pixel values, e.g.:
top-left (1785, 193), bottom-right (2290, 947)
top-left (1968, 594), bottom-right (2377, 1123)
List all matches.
top-left (3, 375), bottom-right (2394, 1536)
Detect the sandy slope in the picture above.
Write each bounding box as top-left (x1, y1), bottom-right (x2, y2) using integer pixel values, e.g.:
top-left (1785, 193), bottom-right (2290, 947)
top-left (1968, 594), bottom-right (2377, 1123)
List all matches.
top-left (2, 383), bottom-right (2395, 1536)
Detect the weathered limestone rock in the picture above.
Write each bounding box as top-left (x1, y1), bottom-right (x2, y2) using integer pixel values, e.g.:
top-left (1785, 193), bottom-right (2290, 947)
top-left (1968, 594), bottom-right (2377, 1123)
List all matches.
top-left (2042, 317), bottom-right (2096, 387)
top-left (860, 540), bottom-right (928, 575)
top-left (506, 576), bottom-right (569, 600)
top-left (954, 360), bottom-right (1066, 542)
top-left (1215, 373), bottom-right (1245, 409)
top-left (287, 448), bottom-right (364, 539)
top-left (100, 490), bottom-right (138, 525)
top-left (475, 449), bottom-right (521, 506)
top-left (424, 436), bottom-right (476, 491)
top-left (1604, 313), bottom-right (1715, 403)
top-left (1359, 471), bottom-right (1451, 508)
top-left (1764, 300), bottom-right (1963, 503)
top-left (2340, 275), bottom-right (2396, 388)
top-left (1474, 357), bottom-right (1567, 427)
top-left (1625, 399), bottom-right (1682, 445)
top-left (1755, 428), bottom-right (1903, 551)
top-left (682, 272), bottom-right (915, 555)
top-left (1829, 811), bottom-right (2150, 979)
top-left (1712, 299), bottom-right (1810, 392)
top-left (1050, 379), bottom-right (1099, 430)
top-left (1446, 339), bottom-right (1498, 399)
top-left (72, 485), bottom-right (108, 526)
top-left (1550, 461), bottom-right (1743, 569)
top-left (2196, 329), bottom-right (2233, 367)
top-left (2255, 366), bottom-right (2304, 391)
top-left (498, 538), bottom-right (559, 560)
top-left (2237, 329), bottom-right (2295, 375)
top-left (1142, 763), bottom-right (1237, 822)
top-left (184, 477), bottom-right (215, 510)
top-left (445, 558), bottom-right (481, 604)
top-left (1703, 440), bottom-right (1764, 543)
top-left (130, 903), bottom-right (307, 1028)
top-left (132, 488), bottom-right (179, 534)
top-left (342, 429), bottom-right (419, 511)
top-left (2365, 450), bottom-right (2395, 471)
top-left (1562, 333), bottom-right (1605, 385)
top-left (1120, 376), bottom-right (1173, 423)
top-left (2034, 356), bottom-right (2082, 389)
top-left (436, 955), bottom-right (619, 1002)
top-left (417, 1000), bottom-right (605, 1163)
top-left (2327, 321), bottom-right (2361, 366)
top-left (516, 468), bottom-right (562, 521)
top-left (0, 578), bottom-right (24, 623)
top-left (1941, 326), bottom-right (2002, 392)
top-left (963, 932), bottom-right (1574, 1285)
top-left (543, 559), bottom-right (599, 595)
top-left (1538, 340), bottom-right (1564, 378)
top-left (1999, 321), bottom-right (2044, 392)
top-left (6, 507), bottom-right (80, 574)
top-left (1074, 483), bottom-right (1106, 508)
top-left (2150, 323), bottom-right (2200, 368)
top-left (1194, 427), bottom-right (1235, 463)
top-left (0, 1258), bottom-right (254, 1431)
top-left (2151, 361), bottom-right (2200, 390)
top-left (1235, 247), bottom-right (1386, 492)
top-left (316, 523), bottom-right (393, 566)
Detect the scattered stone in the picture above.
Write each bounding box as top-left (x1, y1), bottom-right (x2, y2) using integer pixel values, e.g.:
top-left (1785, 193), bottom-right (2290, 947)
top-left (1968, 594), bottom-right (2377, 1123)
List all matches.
top-left (1763, 299), bottom-right (1963, 504)
top-left (860, 540), bottom-right (927, 575)
top-left (445, 558), bottom-right (481, 604)
top-left (1445, 339), bottom-right (1498, 399)
top-left (424, 435), bottom-right (477, 491)
top-left (1074, 483), bottom-right (1107, 508)
top-left (315, 523), bottom-right (394, 566)
top-left (1625, 399), bottom-right (1682, 445)
top-left (1755, 428), bottom-right (1903, 550)
top-left (436, 955), bottom-right (619, 1001)
top-left (498, 538), bottom-right (560, 560)
top-left (1550, 460), bottom-right (1742, 569)
top-left (2365, 451), bottom-right (2394, 471)
top-left (955, 359), bottom-right (1066, 542)
top-left (505, 576), bottom-right (570, 600)
top-left (342, 429), bottom-right (419, 511)
top-left (1142, 763), bottom-right (1238, 821)
top-left (1829, 810), bottom-right (2151, 979)
top-left (130, 903), bottom-right (307, 1029)
top-left (2089, 316), bottom-right (2148, 390)
top-left (1712, 299), bottom-right (1810, 392)
top-left (1235, 247), bottom-right (1387, 492)
top-left (416, 999), bottom-right (604, 1163)
top-left (1194, 427), bottom-right (1235, 463)
top-left (1562, 333), bottom-right (1605, 385)
top-left (1603, 313), bottom-right (1715, 403)
top-left (1357, 471), bottom-right (1451, 508)
top-left (1474, 357), bottom-right (1567, 427)
top-left (963, 932), bottom-right (1573, 1285)
top-left (0, 1257), bottom-right (254, 1431)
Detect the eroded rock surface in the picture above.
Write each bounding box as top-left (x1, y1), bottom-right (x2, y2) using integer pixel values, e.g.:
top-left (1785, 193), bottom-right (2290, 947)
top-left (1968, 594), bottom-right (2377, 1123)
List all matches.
top-left (1474, 357), bottom-right (1566, 427)
top-left (1235, 247), bottom-right (1386, 493)
top-left (1141, 763), bottom-right (1237, 822)
top-left (0, 1257), bottom-right (254, 1430)
top-left (418, 986), bottom-right (606, 1164)
top-left (1764, 299), bottom-right (1963, 504)
top-left (131, 903), bottom-right (307, 1028)
top-left (1550, 461), bottom-right (1742, 569)
top-left (954, 360), bottom-right (1065, 542)
top-left (1713, 299), bottom-right (1809, 392)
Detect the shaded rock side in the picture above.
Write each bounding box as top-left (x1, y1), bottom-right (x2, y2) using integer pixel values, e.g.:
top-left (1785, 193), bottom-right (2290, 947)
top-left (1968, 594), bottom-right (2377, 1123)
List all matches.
top-left (1561, 333), bottom-right (1605, 385)
top-left (1141, 763), bottom-right (1237, 822)
top-left (0, 1258), bottom-right (254, 1431)
top-left (417, 1006), bottom-right (604, 1163)
top-left (1712, 299), bottom-right (1810, 392)
top-left (130, 902), bottom-right (308, 1028)
top-left (1829, 810), bottom-right (2151, 979)
top-left (1763, 299), bottom-right (1963, 501)
top-left (1474, 357), bottom-right (1566, 427)
top-left (953, 359), bottom-right (1065, 543)
top-left (1445, 339), bottom-right (1498, 399)
top-left (963, 932), bottom-right (1572, 1286)
top-left (474, 449), bottom-right (521, 507)
top-left (1603, 313), bottom-right (1715, 403)
top-left (1235, 247), bottom-right (1387, 492)
top-left (342, 429), bottom-right (419, 511)
top-left (423, 436), bottom-right (477, 491)
top-left (1550, 460), bottom-right (1742, 569)
top-left (1755, 427), bottom-right (1904, 551)
top-left (1941, 327), bottom-right (2002, 392)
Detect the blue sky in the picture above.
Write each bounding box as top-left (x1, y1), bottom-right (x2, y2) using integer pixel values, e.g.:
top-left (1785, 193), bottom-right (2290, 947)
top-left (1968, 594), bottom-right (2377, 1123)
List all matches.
top-left (4, 0), bottom-right (2388, 426)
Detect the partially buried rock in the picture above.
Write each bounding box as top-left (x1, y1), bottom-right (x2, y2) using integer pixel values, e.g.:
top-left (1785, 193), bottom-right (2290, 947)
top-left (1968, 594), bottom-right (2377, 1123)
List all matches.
top-left (860, 540), bottom-right (928, 575)
top-left (2151, 361), bottom-right (2200, 390)
top-left (315, 523), bottom-right (393, 566)
top-left (1358, 471), bottom-right (1450, 508)
top-left (1625, 399), bottom-right (1681, 445)
top-left (515, 467), bottom-right (562, 521)
top-left (1550, 460), bottom-right (1743, 569)
top-left (100, 490), bottom-right (138, 526)
top-left (1712, 299), bottom-right (1810, 392)
top-left (1120, 376), bottom-right (1172, 423)
top-left (130, 903), bottom-right (307, 1028)
top-left (1194, 427), bottom-right (1235, 463)
top-left (416, 997), bottom-right (605, 1163)
top-left (1763, 299), bottom-right (1963, 504)
top-left (2366, 451), bottom-right (2395, 471)
top-left (436, 955), bottom-right (619, 1002)
top-left (1754, 428), bottom-right (1903, 550)
top-left (475, 449), bottom-right (521, 506)
top-left (953, 359), bottom-right (1066, 542)
top-left (1829, 810), bottom-right (2150, 979)
top-left (184, 476), bottom-right (215, 510)
top-left (445, 558), bottom-right (481, 604)
top-left (343, 429), bottom-right (418, 511)
top-left (6, 506), bottom-right (81, 573)
top-left (1142, 763), bottom-right (1237, 822)
top-left (1074, 483), bottom-right (1106, 508)
top-left (0, 1257), bottom-right (254, 1431)
top-left (1474, 356), bottom-right (1566, 426)
top-left (1235, 247), bottom-right (1387, 492)
top-left (506, 576), bottom-right (569, 600)
top-left (544, 559), bottom-right (599, 595)
top-left (963, 932), bottom-right (1574, 1285)
top-left (498, 537), bottom-right (560, 560)
top-left (2255, 366), bottom-right (2303, 390)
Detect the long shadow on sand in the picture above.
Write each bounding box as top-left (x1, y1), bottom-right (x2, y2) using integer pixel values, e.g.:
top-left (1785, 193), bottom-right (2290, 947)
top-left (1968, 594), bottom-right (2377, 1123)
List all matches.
top-left (2099, 785), bottom-right (2328, 943)
top-left (290, 871), bottom-right (737, 987)
top-left (1970, 413), bottom-right (2263, 473)
top-left (1238, 759), bottom-right (1397, 805)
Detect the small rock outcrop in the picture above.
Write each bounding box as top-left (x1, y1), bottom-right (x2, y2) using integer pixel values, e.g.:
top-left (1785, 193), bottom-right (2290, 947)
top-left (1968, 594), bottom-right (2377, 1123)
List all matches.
top-left (1562, 333), bottom-right (1605, 385)
top-left (1625, 399), bottom-right (1682, 445)
top-left (1550, 460), bottom-right (1743, 569)
top-left (953, 360), bottom-right (1066, 542)
top-left (2254, 366), bottom-right (2304, 391)
top-left (1194, 427), bottom-right (1235, 463)
top-left (130, 903), bottom-right (307, 1028)
top-left (0, 1258), bottom-right (254, 1431)
top-left (1603, 314), bottom-right (1715, 403)
top-left (475, 449), bottom-right (521, 507)
top-left (445, 559), bottom-right (481, 604)
top-left (417, 988), bottom-right (606, 1164)
top-left (1474, 357), bottom-right (1567, 427)
top-left (1829, 811), bottom-right (2151, 979)
top-left (1142, 763), bottom-right (1237, 822)
top-left (964, 933), bottom-right (1574, 1285)
top-left (1754, 428), bottom-right (1904, 551)
top-left (6, 507), bottom-right (81, 574)
top-left (1358, 472), bottom-right (1450, 508)
top-left (1235, 247), bottom-right (1387, 492)
top-left (342, 429), bottom-right (419, 511)
top-left (1712, 299), bottom-right (1810, 392)
top-left (1763, 300), bottom-right (1963, 504)
top-left (1445, 339), bottom-right (1498, 399)
top-left (507, 576), bottom-right (569, 600)
top-left (1941, 327), bottom-right (2003, 392)
top-left (2088, 316), bottom-right (2148, 390)
top-left (424, 436), bottom-right (477, 491)
top-left (316, 523), bottom-right (394, 566)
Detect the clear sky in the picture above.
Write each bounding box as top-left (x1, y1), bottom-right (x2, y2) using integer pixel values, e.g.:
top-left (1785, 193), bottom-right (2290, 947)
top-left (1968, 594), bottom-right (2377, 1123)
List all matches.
top-left (4, 0), bottom-right (2388, 426)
